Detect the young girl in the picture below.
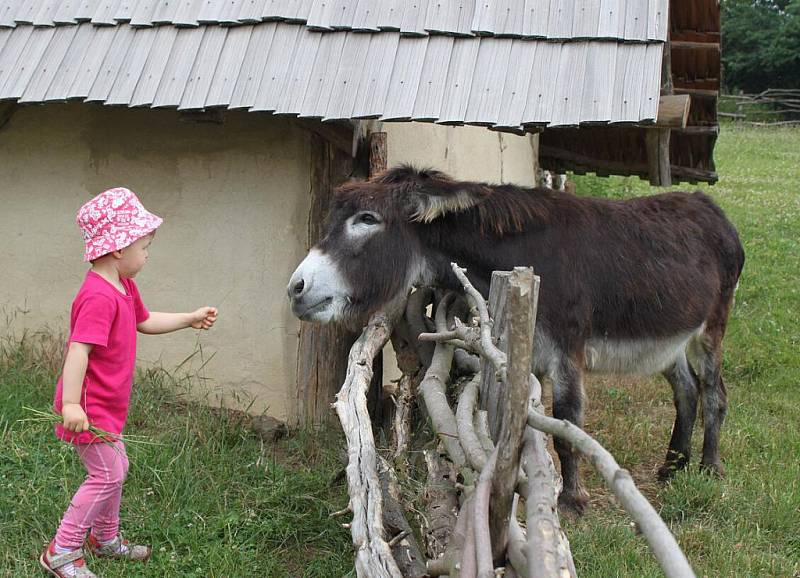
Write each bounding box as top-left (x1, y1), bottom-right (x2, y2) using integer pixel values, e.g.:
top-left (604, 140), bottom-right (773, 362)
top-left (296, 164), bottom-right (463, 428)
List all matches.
top-left (40, 188), bottom-right (218, 578)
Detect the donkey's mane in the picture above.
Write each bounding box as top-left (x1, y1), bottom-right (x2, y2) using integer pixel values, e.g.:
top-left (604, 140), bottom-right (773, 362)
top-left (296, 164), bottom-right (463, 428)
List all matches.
top-left (336, 165), bottom-right (581, 236)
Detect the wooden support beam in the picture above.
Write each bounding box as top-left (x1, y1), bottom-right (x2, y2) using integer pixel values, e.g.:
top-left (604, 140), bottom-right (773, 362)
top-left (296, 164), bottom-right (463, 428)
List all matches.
top-left (540, 144), bottom-right (717, 184)
top-left (365, 130), bottom-right (387, 425)
top-left (671, 30), bottom-right (720, 43)
top-left (293, 118), bottom-right (355, 156)
top-left (296, 133), bottom-right (359, 427)
top-left (674, 125), bottom-right (719, 135)
top-left (646, 128), bottom-right (672, 187)
top-left (672, 79), bottom-right (720, 92)
top-left (369, 132), bottom-right (387, 175)
top-left (655, 95), bottom-right (690, 129)
top-left (670, 40), bottom-right (720, 51)
top-left (673, 87), bottom-right (719, 98)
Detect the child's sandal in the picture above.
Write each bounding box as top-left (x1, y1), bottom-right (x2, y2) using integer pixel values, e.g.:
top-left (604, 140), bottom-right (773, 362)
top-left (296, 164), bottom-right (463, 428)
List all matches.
top-left (40, 540), bottom-right (98, 577)
top-left (87, 533), bottom-right (151, 561)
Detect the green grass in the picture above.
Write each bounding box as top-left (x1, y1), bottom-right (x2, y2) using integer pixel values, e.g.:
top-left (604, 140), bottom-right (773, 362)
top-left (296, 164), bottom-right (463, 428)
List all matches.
top-left (566, 124), bottom-right (800, 577)
top-left (2, 124), bottom-right (799, 577)
top-left (0, 334), bottom-right (353, 577)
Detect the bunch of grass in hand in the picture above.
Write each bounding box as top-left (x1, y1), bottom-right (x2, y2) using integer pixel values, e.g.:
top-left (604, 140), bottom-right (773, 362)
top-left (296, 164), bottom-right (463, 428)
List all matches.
top-left (20, 406), bottom-right (160, 446)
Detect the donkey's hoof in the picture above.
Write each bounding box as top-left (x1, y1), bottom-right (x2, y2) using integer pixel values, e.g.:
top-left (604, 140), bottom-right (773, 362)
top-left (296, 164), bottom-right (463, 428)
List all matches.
top-left (657, 460), bottom-right (689, 482)
top-left (558, 490), bottom-right (589, 519)
top-left (657, 464), bottom-right (677, 482)
top-left (699, 461), bottom-right (725, 478)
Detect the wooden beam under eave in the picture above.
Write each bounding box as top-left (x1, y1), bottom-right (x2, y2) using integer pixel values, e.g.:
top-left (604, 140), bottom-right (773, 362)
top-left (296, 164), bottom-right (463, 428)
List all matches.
top-left (295, 134), bottom-right (360, 427)
top-left (293, 118), bottom-right (355, 156)
top-left (646, 128), bottom-right (672, 187)
top-left (655, 94), bottom-right (691, 129)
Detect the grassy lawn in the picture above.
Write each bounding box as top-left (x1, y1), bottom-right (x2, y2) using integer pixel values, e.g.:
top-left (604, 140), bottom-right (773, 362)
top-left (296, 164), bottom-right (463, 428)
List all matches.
top-left (567, 124), bottom-right (800, 577)
top-left (0, 338), bottom-right (353, 577)
top-left (1, 124), bottom-right (799, 577)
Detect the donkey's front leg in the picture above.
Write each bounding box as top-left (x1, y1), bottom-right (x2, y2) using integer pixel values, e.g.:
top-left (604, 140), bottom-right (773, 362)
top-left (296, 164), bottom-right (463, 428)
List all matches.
top-left (552, 354), bottom-right (589, 517)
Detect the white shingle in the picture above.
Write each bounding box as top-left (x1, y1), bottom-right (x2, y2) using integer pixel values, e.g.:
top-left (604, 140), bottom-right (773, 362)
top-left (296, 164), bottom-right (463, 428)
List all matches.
top-left (32, 0), bottom-right (61, 26)
top-left (298, 29), bottom-right (345, 116)
top-left (522, 0), bottom-right (551, 38)
top-left (251, 22), bottom-right (300, 111)
top-left (67, 24), bottom-right (115, 98)
top-left (350, 30), bottom-right (398, 118)
top-left (437, 35), bottom-right (479, 123)
top-left (105, 25), bottom-right (156, 103)
top-left (86, 24), bottom-right (135, 100)
top-left (19, 25), bottom-right (76, 101)
top-left (205, 24), bottom-right (251, 105)
top-left (322, 29), bottom-right (370, 119)
top-left (411, 33), bottom-right (453, 120)
top-left (495, 38), bottom-right (537, 127)
top-left (464, 36), bottom-right (512, 125)
top-left (0, 18), bottom-right (667, 128)
top-left (1, 25), bottom-right (53, 98)
top-left (549, 40), bottom-right (587, 126)
top-left (227, 21), bottom-right (275, 108)
top-left (152, 26), bottom-right (205, 106)
top-left (578, 40), bottom-right (615, 122)
top-left (0, 23), bottom-right (31, 92)
top-left (382, 34), bottom-right (427, 120)
top-left (274, 26), bottom-right (320, 114)
top-left (93, 0), bottom-right (123, 25)
top-left (0, 0), bottom-right (22, 28)
top-left (179, 24), bottom-right (227, 108)
top-left (173, 0), bottom-right (205, 26)
top-left (45, 22), bottom-right (95, 99)
top-left (129, 24), bottom-right (178, 105)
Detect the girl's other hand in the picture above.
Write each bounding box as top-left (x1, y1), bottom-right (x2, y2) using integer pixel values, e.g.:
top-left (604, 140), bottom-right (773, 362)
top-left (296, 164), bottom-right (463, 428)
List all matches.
top-left (62, 403), bottom-right (90, 432)
top-left (190, 306), bottom-right (218, 330)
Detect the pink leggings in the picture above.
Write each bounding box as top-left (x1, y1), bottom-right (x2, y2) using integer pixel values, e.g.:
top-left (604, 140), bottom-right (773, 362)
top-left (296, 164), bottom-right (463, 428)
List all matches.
top-left (55, 441), bottom-right (128, 549)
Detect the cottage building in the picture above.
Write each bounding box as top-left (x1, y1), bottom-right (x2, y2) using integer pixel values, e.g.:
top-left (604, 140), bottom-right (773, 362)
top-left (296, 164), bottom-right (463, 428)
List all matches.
top-left (0, 0), bottom-right (719, 423)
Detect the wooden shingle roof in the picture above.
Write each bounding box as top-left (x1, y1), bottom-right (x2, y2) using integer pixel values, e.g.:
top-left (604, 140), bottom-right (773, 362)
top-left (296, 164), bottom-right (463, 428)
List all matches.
top-left (0, 0), bottom-right (720, 184)
top-left (0, 0), bottom-right (666, 128)
top-left (0, 0), bottom-right (669, 41)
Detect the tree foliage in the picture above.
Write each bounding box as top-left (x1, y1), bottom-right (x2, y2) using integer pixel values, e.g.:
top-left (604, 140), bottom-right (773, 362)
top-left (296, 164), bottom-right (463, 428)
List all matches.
top-left (722, 0), bottom-right (800, 91)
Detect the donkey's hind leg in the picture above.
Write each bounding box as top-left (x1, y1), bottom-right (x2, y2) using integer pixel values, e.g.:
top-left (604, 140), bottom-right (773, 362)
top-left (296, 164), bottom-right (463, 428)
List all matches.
top-left (658, 352), bottom-right (700, 480)
top-left (552, 355), bottom-right (590, 517)
top-left (690, 301), bottom-right (733, 477)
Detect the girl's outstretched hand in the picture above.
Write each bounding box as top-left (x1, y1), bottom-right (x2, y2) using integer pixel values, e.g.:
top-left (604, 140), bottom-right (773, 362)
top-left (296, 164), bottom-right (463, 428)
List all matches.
top-left (190, 306), bottom-right (218, 330)
top-left (62, 403), bottom-right (90, 432)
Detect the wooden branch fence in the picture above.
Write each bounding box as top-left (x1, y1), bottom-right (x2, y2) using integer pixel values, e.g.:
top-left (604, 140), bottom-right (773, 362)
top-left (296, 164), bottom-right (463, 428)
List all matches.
top-left (331, 263), bottom-right (696, 578)
top-left (719, 89), bottom-right (800, 125)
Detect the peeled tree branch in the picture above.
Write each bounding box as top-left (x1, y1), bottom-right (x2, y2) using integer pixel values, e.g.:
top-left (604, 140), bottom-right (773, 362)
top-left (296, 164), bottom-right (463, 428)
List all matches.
top-left (451, 262), bottom-right (696, 578)
top-left (334, 262), bottom-right (694, 578)
top-left (333, 313), bottom-right (402, 578)
top-left (526, 409), bottom-right (695, 578)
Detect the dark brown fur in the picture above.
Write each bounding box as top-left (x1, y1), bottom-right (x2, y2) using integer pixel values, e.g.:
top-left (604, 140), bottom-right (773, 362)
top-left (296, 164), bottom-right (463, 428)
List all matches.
top-left (304, 165), bottom-right (745, 514)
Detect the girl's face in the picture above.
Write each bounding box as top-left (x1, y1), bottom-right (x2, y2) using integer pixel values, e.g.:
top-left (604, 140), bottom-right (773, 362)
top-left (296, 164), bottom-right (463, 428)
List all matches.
top-left (117, 233), bottom-right (154, 278)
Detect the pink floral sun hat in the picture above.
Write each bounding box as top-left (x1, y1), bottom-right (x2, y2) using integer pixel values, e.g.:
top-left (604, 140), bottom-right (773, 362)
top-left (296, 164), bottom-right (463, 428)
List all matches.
top-left (77, 187), bottom-right (163, 262)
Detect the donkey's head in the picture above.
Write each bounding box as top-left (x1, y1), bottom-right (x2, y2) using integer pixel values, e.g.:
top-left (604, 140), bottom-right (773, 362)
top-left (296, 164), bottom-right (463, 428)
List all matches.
top-left (287, 165), bottom-right (491, 324)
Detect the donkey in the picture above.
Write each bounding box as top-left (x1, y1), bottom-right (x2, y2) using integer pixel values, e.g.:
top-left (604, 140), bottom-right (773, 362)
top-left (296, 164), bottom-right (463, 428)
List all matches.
top-left (287, 165), bottom-right (745, 515)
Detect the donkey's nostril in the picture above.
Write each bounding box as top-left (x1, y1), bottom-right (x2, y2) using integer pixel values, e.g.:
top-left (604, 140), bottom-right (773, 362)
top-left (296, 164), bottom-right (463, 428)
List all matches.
top-left (291, 278), bottom-right (305, 297)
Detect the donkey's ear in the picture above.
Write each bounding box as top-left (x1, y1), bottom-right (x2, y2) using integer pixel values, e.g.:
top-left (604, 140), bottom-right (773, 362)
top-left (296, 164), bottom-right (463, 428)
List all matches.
top-left (400, 171), bottom-right (489, 222)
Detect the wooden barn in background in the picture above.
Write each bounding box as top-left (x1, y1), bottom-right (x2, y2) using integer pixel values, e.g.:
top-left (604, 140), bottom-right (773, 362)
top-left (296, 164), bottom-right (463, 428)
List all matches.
top-left (540, 0), bottom-right (721, 185)
top-left (0, 0), bottom-right (720, 426)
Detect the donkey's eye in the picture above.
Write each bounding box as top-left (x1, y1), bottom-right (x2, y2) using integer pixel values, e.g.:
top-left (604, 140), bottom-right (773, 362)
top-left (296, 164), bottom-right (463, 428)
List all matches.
top-left (356, 213), bottom-right (381, 226)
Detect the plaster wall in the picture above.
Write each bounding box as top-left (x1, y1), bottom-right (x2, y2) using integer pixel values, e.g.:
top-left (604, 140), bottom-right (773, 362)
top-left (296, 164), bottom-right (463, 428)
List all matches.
top-left (0, 105), bottom-right (538, 419)
top-left (0, 104), bottom-right (310, 418)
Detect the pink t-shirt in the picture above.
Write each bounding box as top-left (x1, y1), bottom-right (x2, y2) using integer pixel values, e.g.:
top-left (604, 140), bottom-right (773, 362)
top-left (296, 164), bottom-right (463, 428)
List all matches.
top-left (54, 271), bottom-right (149, 444)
